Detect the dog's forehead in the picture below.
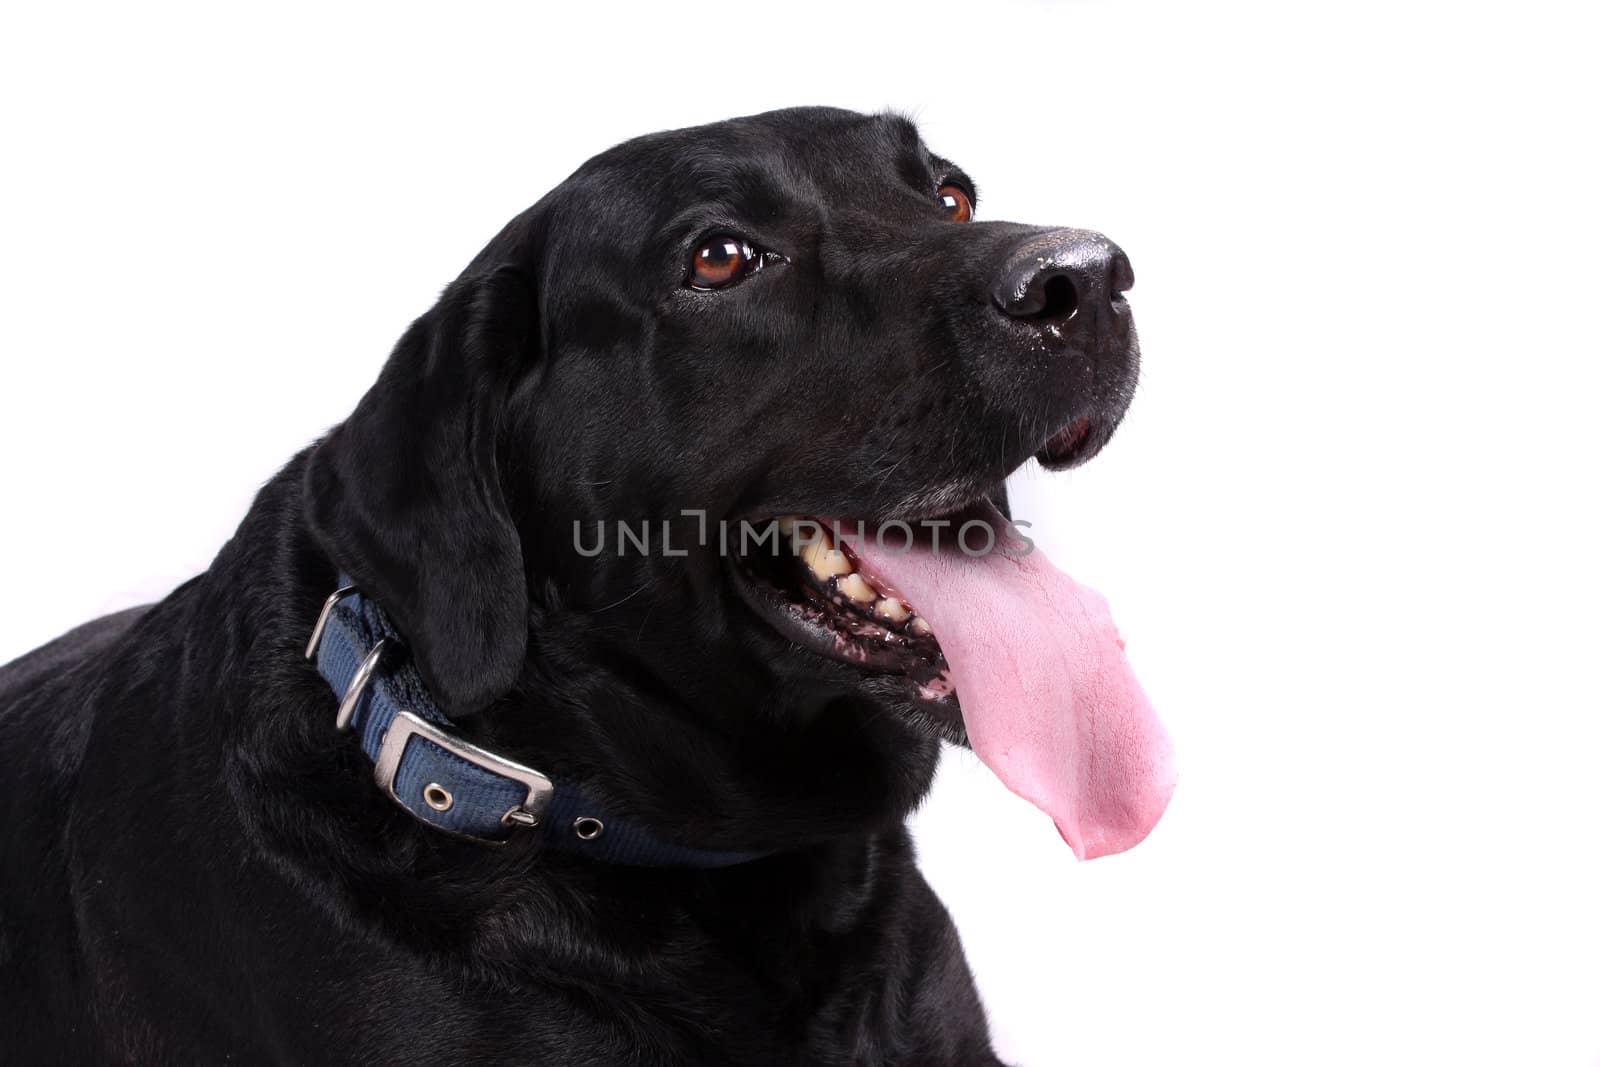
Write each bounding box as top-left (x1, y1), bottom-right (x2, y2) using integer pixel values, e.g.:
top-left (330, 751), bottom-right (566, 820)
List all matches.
top-left (472, 109), bottom-right (968, 282)
top-left (576, 108), bottom-right (956, 225)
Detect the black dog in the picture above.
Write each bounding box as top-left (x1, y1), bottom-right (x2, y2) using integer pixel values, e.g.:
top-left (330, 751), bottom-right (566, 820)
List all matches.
top-left (0, 107), bottom-right (1171, 1064)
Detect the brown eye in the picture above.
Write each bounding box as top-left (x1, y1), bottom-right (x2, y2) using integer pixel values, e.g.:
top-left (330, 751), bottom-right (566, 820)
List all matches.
top-left (937, 184), bottom-right (973, 223)
top-left (690, 236), bottom-right (749, 289)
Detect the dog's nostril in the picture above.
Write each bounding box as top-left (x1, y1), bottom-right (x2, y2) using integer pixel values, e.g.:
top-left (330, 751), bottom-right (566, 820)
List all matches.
top-left (994, 230), bottom-right (1131, 332)
top-left (1038, 273), bottom-right (1079, 322)
top-left (994, 263), bottom-right (1084, 326)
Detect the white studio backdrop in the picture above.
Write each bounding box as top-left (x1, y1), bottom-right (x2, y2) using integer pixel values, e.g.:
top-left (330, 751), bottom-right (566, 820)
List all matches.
top-left (2, 2), bottom-right (1596, 1064)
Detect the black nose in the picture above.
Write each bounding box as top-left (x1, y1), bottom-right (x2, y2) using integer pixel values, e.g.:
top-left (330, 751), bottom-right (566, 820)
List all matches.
top-left (991, 229), bottom-right (1134, 331)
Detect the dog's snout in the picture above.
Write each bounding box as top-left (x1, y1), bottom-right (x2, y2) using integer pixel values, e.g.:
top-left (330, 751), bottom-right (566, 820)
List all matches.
top-left (991, 230), bottom-right (1134, 332)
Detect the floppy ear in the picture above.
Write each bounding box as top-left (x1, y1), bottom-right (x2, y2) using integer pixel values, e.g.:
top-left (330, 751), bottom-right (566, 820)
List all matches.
top-left (304, 265), bottom-right (536, 717)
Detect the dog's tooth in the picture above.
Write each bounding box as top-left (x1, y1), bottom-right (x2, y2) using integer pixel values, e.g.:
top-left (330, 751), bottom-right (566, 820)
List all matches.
top-left (820, 549), bottom-right (853, 577)
top-left (838, 573), bottom-right (877, 605)
top-left (779, 516), bottom-right (807, 554)
top-left (910, 616), bottom-right (933, 636)
top-left (802, 537), bottom-right (852, 580)
top-left (875, 596), bottom-right (910, 622)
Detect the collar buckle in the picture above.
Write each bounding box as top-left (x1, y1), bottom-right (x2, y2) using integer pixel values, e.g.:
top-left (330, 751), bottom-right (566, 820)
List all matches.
top-left (373, 710), bottom-right (555, 842)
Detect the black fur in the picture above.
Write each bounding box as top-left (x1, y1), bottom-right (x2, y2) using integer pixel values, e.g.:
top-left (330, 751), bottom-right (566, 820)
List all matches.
top-left (0, 107), bottom-right (1138, 1064)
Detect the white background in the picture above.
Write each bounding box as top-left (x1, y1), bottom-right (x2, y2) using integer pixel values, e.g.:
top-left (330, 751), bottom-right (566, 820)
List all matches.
top-left (3, 2), bottom-right (1597, 1064)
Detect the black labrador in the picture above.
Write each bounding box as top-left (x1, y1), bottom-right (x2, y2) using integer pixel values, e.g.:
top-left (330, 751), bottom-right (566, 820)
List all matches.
top-left (0, 107), bottom-right (1173, 1065)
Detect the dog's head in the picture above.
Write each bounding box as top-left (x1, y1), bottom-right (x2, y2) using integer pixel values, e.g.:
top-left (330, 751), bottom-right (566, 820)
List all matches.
top-left (307, 107), bottom-right (1172, 855)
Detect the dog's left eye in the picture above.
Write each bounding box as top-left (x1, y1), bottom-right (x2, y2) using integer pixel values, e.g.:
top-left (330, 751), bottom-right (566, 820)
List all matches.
top-left (688, 235), bottom-right (786, 290)
top-left (692, 236), bottom-right (775, 290)
top-left (937, 184), bottom-right (973, 223)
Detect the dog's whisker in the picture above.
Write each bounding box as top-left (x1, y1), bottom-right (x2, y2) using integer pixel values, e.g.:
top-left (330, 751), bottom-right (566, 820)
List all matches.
top-left (593, 583), bottom-right (650, 613)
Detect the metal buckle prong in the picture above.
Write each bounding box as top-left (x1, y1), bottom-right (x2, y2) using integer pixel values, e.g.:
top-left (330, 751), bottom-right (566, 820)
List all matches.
top-left (374, 711), bottom-right (555, 843)
top-left (305, 585), bottom-right (358, 660)
top-left (334, 639), bottom-right (390, 733)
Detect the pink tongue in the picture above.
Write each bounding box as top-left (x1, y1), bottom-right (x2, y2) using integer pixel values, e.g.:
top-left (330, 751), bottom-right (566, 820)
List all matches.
top-left (850, 503), bottom-right (1176, 859)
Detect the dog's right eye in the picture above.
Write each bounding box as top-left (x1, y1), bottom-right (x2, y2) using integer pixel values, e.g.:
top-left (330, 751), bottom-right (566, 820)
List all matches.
top-left (937, 184), bottom-right (974, 223)
top-left (689, 237), bottom-right (751, 289)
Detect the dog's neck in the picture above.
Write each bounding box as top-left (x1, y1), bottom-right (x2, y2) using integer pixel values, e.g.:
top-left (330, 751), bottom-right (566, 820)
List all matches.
top-left (207, 458), bottom-right (942, 886)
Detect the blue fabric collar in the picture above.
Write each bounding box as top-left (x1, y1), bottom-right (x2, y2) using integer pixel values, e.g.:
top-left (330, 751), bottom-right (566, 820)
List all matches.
top-left (307, 583), bottom-right (766, 868)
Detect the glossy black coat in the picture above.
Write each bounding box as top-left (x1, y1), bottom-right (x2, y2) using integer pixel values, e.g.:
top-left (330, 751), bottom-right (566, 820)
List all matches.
top-left (0, 106), bottom-right (1139, 1064)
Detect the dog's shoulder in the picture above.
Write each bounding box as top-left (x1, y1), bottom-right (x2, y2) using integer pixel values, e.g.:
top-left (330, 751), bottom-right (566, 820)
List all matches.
top-left (0, 605), bottom-right (151, 702)
top-left (0, 605), bottom-right (158, 1054)
top-left (0, 605), bottom-right (156, 794)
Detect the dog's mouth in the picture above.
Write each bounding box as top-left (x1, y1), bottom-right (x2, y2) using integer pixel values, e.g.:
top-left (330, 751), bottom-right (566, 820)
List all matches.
top-left (727, 480), bottom-right (1176, 860)
top-left (726, 413), bottom-right (1110, 704)
top-left (729, 515), bottom-right (958, 705)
